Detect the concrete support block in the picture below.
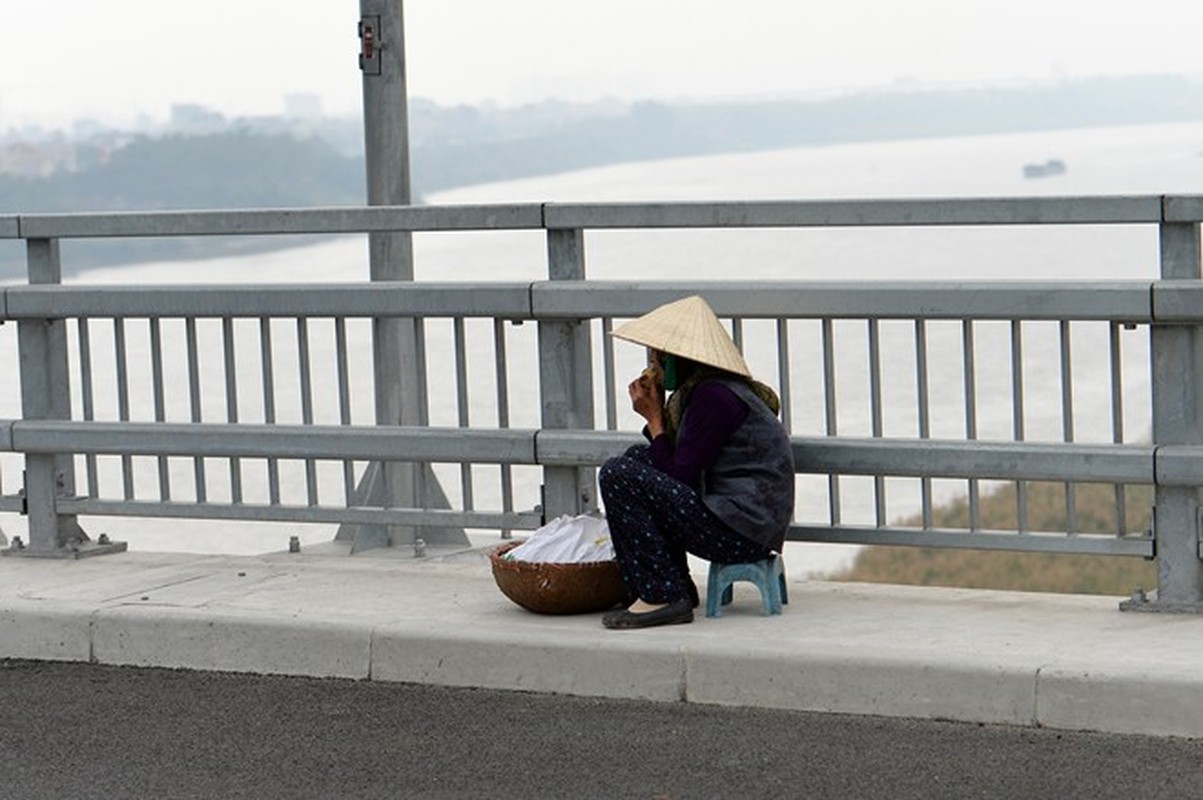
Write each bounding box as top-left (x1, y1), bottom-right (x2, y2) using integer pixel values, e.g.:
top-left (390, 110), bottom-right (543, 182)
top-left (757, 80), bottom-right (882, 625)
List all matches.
top-left (0, 600), bottom-right (92, 662)
top-left (1037, 665), bottom-right (1203, 738)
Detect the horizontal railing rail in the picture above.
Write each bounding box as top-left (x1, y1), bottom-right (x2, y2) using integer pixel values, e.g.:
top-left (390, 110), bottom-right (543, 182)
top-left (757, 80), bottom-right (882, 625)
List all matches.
top-left (3, 420), bottom-right (1157, 485)
top-left (2, 194), bottom-right (1201, 241)
top-left (0, 280), bottom-right (1161, 322)
top-left (530, 280), bottom-right (1156, 322)
top-left (0, 283), bottom-right (534, 319)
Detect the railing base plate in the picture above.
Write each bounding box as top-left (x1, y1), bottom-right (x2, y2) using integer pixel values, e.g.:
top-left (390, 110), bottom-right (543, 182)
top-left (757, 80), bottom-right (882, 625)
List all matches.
top-left (1, 539), bottom-right (128, 560)
top-left (1119, 592), bottom-right (1203, 614)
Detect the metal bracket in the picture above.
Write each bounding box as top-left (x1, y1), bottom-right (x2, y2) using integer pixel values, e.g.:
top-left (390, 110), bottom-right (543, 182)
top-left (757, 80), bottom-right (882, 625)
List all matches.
top-left (9, 470), bottom-right (126, 558)
top-left (1197, 506), bottom-right (1203, 561)
top-left (358, 16), bottom-right (381, 75)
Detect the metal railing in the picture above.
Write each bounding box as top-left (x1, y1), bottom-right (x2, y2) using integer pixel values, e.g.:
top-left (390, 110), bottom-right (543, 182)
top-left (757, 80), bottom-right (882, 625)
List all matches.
top-left (1, 196), bottom-right (1201, 609)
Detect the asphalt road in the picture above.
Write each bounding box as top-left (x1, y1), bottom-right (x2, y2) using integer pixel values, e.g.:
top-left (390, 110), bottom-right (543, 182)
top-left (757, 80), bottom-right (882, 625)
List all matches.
top-left (2, 659), bottom-right (1201, 799)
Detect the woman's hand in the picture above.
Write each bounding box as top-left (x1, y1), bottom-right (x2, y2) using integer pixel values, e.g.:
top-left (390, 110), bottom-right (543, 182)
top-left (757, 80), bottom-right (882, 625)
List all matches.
top-left (629, 366), bottom-right (666, 436)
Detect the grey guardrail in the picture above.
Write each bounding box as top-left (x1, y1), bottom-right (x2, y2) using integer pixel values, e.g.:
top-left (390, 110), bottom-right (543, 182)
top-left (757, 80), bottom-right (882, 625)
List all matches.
top-left (543, 196), bottom-right (1165, 229)
top-left (0, 420), bottom-right (12, 452)
top-left (11, 421), bottom-right (537, 464)
top-left (12, 204), bottom-right (545, 238)
top-left (795, 437), bottom-right (1153, 483)
top-left (4, 283), bottom-right (533, 319)
top-left (7, 194), bottom-right (1201, 242)
top-left (789, 523), bottom-right (1153, 556)
top-left (530, 280), bottom-right (1153, 322)
top-left (8, 422), bottom-right (1156, 485)
top-left (20, 279), bottom-right (1203, 328)
top-left (4, 280), bottom-right (1155, 324)
top-left (533, 430), bottom-right (1153, 484)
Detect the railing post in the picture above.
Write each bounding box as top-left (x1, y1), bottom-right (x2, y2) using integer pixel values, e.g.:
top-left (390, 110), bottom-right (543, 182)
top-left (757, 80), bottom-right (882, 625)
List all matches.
top-left (1130, 215), bottom-right (1203, 610)
top-left (538, 227), bottom-right (597, 521)
top-left (8, 238), bottom-right (124, 558)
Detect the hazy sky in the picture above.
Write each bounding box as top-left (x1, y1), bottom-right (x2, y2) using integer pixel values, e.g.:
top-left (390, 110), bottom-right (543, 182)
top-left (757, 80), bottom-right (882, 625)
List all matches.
top-left (3, 1), bottom-right (1203, 127)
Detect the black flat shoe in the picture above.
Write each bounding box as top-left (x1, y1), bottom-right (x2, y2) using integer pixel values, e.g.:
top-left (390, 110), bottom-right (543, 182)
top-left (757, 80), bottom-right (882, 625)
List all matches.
top-left (602, 597), bottom-right (694, 630)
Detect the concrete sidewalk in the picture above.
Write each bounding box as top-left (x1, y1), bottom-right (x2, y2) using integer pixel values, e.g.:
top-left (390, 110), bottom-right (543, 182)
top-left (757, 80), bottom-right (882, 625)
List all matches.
top-left (2, 541), bottom-right (1202, 739)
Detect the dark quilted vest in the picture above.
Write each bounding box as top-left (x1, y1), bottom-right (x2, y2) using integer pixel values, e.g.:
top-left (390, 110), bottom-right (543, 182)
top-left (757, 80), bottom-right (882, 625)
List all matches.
top-left (679, 378), bottom-right (795, 551)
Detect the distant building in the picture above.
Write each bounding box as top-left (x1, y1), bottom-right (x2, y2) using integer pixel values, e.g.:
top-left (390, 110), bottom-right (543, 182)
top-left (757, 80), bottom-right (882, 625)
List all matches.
top-left (169, 104), bottom-right (227, 134)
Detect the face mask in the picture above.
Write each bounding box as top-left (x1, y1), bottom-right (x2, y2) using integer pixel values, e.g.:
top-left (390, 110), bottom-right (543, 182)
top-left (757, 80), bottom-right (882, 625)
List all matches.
top-left (661, 353), bottom-right (680, 391)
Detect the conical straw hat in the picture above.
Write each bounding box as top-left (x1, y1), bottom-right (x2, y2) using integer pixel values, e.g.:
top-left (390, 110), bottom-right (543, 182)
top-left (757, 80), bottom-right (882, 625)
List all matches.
top-left (611, 295), bottom-right (752, 378)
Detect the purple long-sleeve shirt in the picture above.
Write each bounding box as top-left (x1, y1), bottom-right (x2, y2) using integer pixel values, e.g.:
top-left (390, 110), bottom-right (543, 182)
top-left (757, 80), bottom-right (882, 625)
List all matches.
top-left (644, 381), bottom-right (749, 489)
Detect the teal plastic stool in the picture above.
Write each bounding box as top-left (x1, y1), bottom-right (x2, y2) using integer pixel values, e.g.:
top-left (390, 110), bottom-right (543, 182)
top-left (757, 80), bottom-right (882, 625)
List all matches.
top-left (705, 554), bottom-right (788, 617)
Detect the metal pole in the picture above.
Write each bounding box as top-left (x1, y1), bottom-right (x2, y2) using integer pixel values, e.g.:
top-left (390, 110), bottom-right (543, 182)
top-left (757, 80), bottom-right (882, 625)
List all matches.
top-left (339, 0), bottom-right (465, 552)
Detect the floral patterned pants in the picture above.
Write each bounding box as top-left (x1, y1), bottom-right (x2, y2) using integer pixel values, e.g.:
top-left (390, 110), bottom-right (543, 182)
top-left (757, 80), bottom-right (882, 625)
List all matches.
top-left (598, 445), bottom-right (772, 604)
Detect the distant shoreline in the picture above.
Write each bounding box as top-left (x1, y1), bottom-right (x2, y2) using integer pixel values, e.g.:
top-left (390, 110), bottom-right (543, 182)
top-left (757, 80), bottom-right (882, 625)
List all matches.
top-left (5, 107), bottom-right (1203, 280)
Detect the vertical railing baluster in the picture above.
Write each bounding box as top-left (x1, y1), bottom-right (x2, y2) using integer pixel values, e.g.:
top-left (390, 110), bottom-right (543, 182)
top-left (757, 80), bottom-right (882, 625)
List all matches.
top-left (602, 318), bottom-right (618, 431)
top-left (413, 318), bottom-right (430, 516)
top-left (149, 317), bottom-right (170, 501)
top-left (454, 317), bottom-right (474, 511)
top-left (494, 318), bottom-right (514, 539)
top-left (1010, 321), bottom-right (1027, 532)
top-left (113, 318), bottom-right (133, 500)
top-left (415, 319), bottom-right (430, 426)
top-left (77, 319), bottom-right (98, 499)
top-left (915, 320), bottom-right (933, 529)
top-left (260, 318), bottom-right (280, 506)
top-left (186, 318), bottom-right (206, 503)
top-left (296, 318), bottom-right (317, 507)
top-left (963, 321), bottom-right (980, 530)
top-left (1060, 320), bottom-right (1077, 533)
top-left (335, 317), bottom-right (355, 505)
top-left (222, 318), bottom-right (242, 505)
top-left (1109, 321), bottom-right (1127, 534)
top-left (868, 319), bottom-right (885, 526)
top-left (822, 318), bottom-right (840, 524)
top-left (776, 318), bottom-right (792, 433)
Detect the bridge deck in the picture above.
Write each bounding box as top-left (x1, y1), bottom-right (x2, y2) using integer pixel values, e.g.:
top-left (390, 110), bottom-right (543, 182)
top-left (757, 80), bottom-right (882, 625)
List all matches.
top-left (2, 541), bottom-right (1199, 739)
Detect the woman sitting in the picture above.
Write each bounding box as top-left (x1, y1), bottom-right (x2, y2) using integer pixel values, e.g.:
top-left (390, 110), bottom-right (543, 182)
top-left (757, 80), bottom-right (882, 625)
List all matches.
top-left (599, 295), bottom-right (795, 629)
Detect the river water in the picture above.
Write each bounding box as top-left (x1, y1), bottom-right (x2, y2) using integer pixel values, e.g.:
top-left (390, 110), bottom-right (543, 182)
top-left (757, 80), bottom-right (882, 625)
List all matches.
top-left (2, 120), bottom-right (1202, 570)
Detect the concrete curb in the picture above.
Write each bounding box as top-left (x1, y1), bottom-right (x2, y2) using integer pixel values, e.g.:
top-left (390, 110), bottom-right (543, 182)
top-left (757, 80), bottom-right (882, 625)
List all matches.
top-left (1036, 664), bottom-right (1203, 738)
top-left (371, 625), bottom-right (688, 701)
top-left (0, 599), bottom-right (93, 662)
top-left (92, 605), bottom-right (375, 679)
top-left (683, 646), bottom-right (1040, 726)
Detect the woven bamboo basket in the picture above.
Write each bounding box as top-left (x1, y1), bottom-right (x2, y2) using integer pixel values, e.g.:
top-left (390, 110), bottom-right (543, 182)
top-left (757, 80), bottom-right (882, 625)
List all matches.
top-left (489, 540), bottom-right (628, 615)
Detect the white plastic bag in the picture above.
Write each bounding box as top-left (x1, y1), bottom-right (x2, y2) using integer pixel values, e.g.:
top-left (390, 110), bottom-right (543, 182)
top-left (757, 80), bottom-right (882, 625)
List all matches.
top-left (505, 514), bottom-right (615, 563)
